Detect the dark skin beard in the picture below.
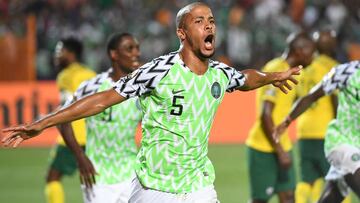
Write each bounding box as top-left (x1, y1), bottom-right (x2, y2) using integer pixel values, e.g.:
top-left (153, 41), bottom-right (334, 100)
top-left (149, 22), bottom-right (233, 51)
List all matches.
top-left (186, 35), bottom-right (215, 60)
top-left (198, 49), bottom-right (215, 59)
top-left (120, 66), bottom-right (135, 74)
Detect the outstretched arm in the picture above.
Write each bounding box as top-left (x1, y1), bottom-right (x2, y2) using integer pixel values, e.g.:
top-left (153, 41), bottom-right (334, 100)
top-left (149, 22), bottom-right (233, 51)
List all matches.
top-left (273, 84), bottom-right (325, 142)
top-left (238, 66), bottom-right (302, 93)
top-left (2, 89), bottom-right (125, 147)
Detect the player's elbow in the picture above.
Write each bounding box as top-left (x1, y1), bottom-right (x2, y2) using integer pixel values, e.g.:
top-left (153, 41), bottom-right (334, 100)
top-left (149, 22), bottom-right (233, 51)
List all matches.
top-left (95, 103), bottom-right (108, 112)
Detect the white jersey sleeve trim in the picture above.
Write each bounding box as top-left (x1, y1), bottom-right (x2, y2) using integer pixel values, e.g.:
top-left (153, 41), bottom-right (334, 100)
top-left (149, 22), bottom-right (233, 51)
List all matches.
top-left (63, 70), bottom-right (110, 107)
top-left (321, 61), bottom-right (360, 95)
top-left (209, 60), bottom-right (246, 92)
top-left (114, 52), bottom-right (178, 98)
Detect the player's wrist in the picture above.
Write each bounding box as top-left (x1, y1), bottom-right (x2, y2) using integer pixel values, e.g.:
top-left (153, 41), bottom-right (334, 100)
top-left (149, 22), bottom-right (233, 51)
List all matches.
top-left (284, 116), bottom-right (292, 126)
top-left (75, 152), bottom-right (87, 160)
top-left (274, 144), bottom-right (284, 154)
top-left (31, 120), bottom-right (46, 134)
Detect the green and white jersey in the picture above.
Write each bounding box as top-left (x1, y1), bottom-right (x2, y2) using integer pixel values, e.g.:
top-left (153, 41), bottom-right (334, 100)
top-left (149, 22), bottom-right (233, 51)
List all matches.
top-left (319, 61), bottom-right (360, 155)
top-left (74, 68), bottom-right (142, 184)
top-left (114, 52), bottom-right (246, 193)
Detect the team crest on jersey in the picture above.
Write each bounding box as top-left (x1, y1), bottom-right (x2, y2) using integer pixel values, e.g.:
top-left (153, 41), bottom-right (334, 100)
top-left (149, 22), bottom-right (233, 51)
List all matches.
top-left (211, 82), bottom-right (221, 99)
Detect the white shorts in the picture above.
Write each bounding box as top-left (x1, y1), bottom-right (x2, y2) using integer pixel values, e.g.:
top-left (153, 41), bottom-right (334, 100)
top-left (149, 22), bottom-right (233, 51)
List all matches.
top-left (128, 178), bottom-right (219, 203)
top-left (325, 144), bottom-right (360, 196)
top-left (81, 180), bottom-right (133, 203)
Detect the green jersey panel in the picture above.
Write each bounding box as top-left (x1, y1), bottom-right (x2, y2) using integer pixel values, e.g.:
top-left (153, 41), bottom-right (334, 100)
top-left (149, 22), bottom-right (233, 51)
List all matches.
top-left (74, 69), bottom-right (142, 184)
top-left (320, 61), bottom-right (360, 155)
top-left (114, 52), bottom-right (246, 193)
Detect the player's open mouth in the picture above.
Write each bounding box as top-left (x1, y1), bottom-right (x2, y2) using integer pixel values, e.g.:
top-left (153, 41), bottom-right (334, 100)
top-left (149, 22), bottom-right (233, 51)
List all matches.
top-left (132, 58), bottom-right (140, 67)
top-left (204, 34), bottom-right (214, 50)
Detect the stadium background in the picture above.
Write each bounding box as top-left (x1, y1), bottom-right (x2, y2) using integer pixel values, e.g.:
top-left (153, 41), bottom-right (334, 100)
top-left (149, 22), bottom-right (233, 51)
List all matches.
top-left (0, 0), bottom-right (360, 202)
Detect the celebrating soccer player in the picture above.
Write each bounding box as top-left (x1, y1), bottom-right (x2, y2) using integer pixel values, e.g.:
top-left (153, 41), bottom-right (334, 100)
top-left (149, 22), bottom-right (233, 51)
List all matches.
top-left (2, 2), bottom-right (301, 202)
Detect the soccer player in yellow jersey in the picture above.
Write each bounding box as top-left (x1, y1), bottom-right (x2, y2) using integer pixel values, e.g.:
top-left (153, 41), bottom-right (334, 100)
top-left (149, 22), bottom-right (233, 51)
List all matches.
top-left (246, 32), bottom-right (316, 203)
top-left (295, 31), bottom-right (351, 203)
top-left (46, 37), bottom-right (96, 203)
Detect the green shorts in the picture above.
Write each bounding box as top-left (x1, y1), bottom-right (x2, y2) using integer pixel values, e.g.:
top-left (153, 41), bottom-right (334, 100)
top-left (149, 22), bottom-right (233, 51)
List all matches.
top-left (247, 146), bottom-right (296, 201)
top-left (49, 145), bottom-right (85, 176)
top-left (298, 139), bottom-right (329, 183)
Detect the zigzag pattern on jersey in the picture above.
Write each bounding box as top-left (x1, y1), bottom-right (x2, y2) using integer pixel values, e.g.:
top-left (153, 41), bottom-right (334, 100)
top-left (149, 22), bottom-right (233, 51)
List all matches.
top-left (322, 60), bottom-right (360, 95)
top-left (136, 60), bottom-right (239, 193)
top-left (86, 84), bottom-right (141, 184)
top-left (74, 69), bottom-right (111, 100)
top-left (114, 52), bottom-right (179, 98)
top-left (324, 61), bottom-right (360, 156)
top-left (210, 60), bottom-right (246, 92)
top-left (68, 69), bottom-right (142, 184)
top-left (86, 99), bottom-right (140, 184)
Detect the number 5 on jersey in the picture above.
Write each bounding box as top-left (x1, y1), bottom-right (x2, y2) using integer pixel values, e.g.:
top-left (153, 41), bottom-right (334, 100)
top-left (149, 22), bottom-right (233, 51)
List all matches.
top-left (170, 95), bottom-right (184, 116)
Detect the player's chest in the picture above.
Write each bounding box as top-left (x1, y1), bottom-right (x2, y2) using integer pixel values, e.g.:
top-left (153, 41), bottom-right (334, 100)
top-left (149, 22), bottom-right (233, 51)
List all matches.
top-left (152, 70), bottom-right (227, 116)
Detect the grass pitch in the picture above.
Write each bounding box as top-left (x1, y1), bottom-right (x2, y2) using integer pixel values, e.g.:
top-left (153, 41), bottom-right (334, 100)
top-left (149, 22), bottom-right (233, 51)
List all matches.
top-left (0, 145), bottom-right (358, 203)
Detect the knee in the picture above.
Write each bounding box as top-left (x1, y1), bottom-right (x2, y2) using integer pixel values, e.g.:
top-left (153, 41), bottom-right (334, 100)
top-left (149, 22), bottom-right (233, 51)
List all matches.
top-left (280, 191), bottom-right (294, 203)
top-left (46, 169), bottom-right (62, 182)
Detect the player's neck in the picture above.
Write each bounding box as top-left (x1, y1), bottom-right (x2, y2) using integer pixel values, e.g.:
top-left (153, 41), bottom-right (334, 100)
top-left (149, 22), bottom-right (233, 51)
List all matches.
top-left (282, 53), bottom-right (299, 67)
top-left (321, 51), bottom-right (335, 58)
top-left (61, 61), bottom-right (76, 70)
top-left (111, 66), bottom-right (128, 81)
top-left (179, 48), bottom-right (209, 75)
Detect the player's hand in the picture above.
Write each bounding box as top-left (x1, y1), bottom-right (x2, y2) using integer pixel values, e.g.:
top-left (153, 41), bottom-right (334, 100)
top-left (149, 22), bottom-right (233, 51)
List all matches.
top-left (77, 153), bottom-right (97, 189)
top-left (1, 123), bottom-right (43, 147)
top-left (272, 123), bottom-right (288, 143)
top-left (272, 66), bottom-right (302, 94)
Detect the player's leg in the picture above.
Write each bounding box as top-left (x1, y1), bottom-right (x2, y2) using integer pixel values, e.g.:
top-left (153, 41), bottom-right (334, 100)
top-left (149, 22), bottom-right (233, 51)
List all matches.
top-left (185, 184), bottom-right (218, 202)
top-left (295, 182), bottom-right (311, 203)
top-left (295, 139), bottom-right (320, 203)
top-left (318, 181), bottom-right (344, 203)
top-left (115, 180), bottom-right (134, 203)
top-left (276, 150), bottom-right (296, 203)
top-left (310, 178), bottom-right (324, 202)
top-left (45, 145), bottom-right (82, 203)
top-left (45, 146), bottom-right (65, 203)
top-left (45, 169), bottom-right (64, 203)
top-left (341, 195), bottom-right (351, 203)
top-left (328, 144), bottom-right (360, 199)
top-left (247, 147), bottom-right (278, 203)
top-left (309, 139), bottom-right (330, 203)
top-left (344, 168), bottom-right (360, 198)
top-left (278, 191), bottom-right (294, 203)
top-left (81, 182), bottom-right (133, 203)
top-left (320, 144), bottom-right (360, 203)
top-left (295, 140), bottom-right (311, 203)
top-left (324, 160), bottom-right (352, 203)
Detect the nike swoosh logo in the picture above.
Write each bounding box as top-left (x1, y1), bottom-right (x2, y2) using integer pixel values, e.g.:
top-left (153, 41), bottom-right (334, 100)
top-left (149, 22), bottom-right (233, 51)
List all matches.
top-left (172, 89), bottom-right (185, 94)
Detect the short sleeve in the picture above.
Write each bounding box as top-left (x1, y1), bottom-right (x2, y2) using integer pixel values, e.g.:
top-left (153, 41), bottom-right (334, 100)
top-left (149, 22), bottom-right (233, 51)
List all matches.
top-left (60, 90), bottom-right (73, 106)
top-left (62, 72), bottom-right (106, 107)
top-left (61, 79), bottom-right (90, 108)
top-left (114, 53), bottom-right (176, 98)
top-left (210, 60), bottom-right (246, 92)
top-left (321, 61), bottom-right (359, 95)
top-left (227, 68), bottom-right (246, 92)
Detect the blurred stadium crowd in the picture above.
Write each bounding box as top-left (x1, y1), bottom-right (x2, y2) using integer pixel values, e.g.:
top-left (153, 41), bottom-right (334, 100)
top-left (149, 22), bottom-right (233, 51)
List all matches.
top-left (1, 0), bottom-right (360, 79)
